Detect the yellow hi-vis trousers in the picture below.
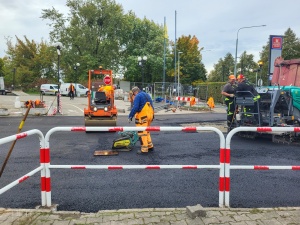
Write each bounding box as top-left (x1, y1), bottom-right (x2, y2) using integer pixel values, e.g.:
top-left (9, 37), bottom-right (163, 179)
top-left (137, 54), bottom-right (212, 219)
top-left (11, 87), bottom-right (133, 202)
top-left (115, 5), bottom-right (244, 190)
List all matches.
top-left (135, 102), bottom-right (154, 153)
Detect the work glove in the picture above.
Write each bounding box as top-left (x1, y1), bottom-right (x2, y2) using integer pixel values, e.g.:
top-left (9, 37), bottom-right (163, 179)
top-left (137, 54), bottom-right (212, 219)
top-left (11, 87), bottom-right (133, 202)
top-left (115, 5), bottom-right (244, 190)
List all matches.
top-left (229, 94), bottom-right (234, 97)
top-left (128, 117), bottom-right (132, 123)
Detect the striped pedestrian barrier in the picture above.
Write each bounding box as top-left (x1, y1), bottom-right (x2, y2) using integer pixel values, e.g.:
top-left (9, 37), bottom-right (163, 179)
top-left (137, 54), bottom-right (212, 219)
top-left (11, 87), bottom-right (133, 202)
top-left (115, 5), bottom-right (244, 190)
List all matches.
top-left (225, 126), bottom-right (300, 207)
top-left (0, 129), bottom-right (46, 206)
top-left (44, 126), bottom-right (226, 207)
top-left (175, 96), bottom-right (199, 102)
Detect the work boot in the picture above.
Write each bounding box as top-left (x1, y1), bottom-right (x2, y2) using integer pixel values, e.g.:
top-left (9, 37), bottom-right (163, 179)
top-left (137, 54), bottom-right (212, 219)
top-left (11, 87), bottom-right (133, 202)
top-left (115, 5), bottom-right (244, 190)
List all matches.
top-left (148, 147), bottom-right (154, 152)
top-left (137, 150), bottom-right (148, 155)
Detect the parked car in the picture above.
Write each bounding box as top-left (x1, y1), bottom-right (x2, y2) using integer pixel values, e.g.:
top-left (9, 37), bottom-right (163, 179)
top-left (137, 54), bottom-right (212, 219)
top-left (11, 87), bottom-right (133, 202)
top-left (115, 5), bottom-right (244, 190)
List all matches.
top-left (60, 83), bottom-right (89, 97)
top-left (40, 84), bottom-right (58, 95)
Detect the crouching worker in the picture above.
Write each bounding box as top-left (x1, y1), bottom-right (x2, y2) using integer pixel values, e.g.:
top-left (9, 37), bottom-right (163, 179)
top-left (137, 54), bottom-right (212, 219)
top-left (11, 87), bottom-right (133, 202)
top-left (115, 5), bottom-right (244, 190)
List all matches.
top-left (128, 86), bottom-right (155, 155)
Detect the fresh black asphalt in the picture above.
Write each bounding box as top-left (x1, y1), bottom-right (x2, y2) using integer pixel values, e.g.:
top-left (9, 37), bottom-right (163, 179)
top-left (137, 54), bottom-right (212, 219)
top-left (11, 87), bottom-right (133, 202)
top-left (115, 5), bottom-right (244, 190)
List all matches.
top-left (0, 114), bottom-right (299, 213)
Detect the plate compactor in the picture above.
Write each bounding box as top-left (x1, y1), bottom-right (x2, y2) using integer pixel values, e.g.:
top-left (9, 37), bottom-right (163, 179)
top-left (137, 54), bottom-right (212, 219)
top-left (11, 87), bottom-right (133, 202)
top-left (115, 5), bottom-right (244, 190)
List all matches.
top-left (112, 131), bottom-right (140, 150)
top-left (84, 67), bottom-right (118, 128)
top-left (94, 131), bottom-right (140, 156)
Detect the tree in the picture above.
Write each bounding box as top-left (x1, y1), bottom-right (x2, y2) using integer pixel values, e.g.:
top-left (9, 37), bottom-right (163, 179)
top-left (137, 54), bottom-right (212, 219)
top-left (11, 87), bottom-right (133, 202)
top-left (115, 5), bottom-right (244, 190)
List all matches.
top-left (259, 28), bottom-right (300, 85)
top-left (282, 28), bottom-right (300, 60)
top-left (5, 36), bottom-right (56, 90)
top-left (171, 35), bottom-right (207, 84)
top-left (237, 51), bottom-right (258, 84)
top-left (208, 52), bottom-right (257, 83)
top-left (42, 0), bottom-right (167, 86)
top-left (208, 53), bottom-right (234, 82)
top-left (0, 58), bottom-right (4, 77)
top-left (121, 14), bottom-right (166, 84)
top-left (42, 0), bottom-right (129, 82)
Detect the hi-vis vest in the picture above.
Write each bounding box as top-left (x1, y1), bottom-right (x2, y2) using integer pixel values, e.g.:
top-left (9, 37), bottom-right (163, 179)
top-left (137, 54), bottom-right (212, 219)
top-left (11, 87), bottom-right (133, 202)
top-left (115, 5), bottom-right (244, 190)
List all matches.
top-left (135, 93), bottom-right (154, 123)
top-left (69, 84), bottom-right (75, 91)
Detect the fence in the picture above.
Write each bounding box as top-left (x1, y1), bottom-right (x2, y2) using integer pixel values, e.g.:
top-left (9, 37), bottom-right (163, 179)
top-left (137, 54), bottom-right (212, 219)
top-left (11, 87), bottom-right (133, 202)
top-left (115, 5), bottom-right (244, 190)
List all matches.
top-left (0, 129), bottom-right (46, 206)
top-left (2, 126), bottom-right (299, 209)
top-left (225, 126), bottom-right (300, 207)
top-left (44, 126), bottom-right (226, 207)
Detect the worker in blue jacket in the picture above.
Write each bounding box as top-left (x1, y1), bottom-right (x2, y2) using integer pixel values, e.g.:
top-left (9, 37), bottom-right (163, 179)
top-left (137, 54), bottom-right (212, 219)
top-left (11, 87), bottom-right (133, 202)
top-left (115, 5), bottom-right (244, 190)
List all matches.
top-left (128, 87), bottom-right (155, 155)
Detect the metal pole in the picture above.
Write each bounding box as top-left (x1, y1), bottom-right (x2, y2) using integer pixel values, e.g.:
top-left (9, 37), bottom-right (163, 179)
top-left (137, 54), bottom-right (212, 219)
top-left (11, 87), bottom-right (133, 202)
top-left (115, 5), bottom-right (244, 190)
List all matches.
top-left (234, 25), bottom-right (266, 77)
top-left (255, 71), bottom-right (258, 87)
top-left (234, 33), bottom-right (239, 77)
top-left (13, 68), bottom-right (16, 90)
top-left (177, 53), bottom-right (180, 99)
top-left (142, 62), bottom-right (144, 89)
top-left (177, 52), bottom-right (182, 98)
top-left (174, 10), bottom-right (177, 91)
top-left (57, 53), bottom-right (60, 113)
top-left (163, 16), bottom-right (166, 99)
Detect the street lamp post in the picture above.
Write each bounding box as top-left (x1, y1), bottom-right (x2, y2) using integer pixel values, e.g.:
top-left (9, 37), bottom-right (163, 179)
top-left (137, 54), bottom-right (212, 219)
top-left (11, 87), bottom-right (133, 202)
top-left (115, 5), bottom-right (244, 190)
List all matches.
top-left (73, 62), bottom-right (80, 96)
top-left (234, 25), bottom-right (266, 77)
top-left (73, 63), bottom-right (80, 83)
top-left (258, 61), bottom-right (263, 86)
top-left (12, 68), bottom-right (16, 90)
top-left (55, 42), bottom-right (62, 114)
top-left (137, 56), bottom-right (147, 90)
top-left (177, 52), bottom-right (183, 98)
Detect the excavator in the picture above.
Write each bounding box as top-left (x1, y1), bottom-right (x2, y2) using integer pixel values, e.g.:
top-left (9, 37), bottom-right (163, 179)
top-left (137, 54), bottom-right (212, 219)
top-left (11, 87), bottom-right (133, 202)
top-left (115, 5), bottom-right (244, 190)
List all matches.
top-left (84, 67), bottom-right (118, 127)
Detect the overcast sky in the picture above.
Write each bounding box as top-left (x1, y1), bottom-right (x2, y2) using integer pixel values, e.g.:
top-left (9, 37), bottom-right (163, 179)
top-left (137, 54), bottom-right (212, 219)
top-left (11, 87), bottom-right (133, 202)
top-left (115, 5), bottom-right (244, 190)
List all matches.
top-left (1, 0), bottom-right (300, 73)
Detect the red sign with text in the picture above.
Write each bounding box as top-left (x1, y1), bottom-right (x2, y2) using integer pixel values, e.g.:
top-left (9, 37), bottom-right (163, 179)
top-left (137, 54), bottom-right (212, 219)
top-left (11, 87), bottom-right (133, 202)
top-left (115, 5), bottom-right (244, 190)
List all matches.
top-left (103, 75), bottom-right (111, 85)
top-left (272, 37), bottom-right (282, 49)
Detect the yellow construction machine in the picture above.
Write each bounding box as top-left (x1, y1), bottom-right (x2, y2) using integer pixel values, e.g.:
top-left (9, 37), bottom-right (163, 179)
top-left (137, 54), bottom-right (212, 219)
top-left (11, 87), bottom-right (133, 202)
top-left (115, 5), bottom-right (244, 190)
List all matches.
top-left (84, 67), bottom-right (118, 127)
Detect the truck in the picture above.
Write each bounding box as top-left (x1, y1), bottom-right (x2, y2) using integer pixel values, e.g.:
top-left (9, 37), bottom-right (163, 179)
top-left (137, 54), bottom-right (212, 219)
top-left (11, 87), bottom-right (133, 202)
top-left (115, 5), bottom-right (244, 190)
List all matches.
top-left (60, 83), bottom-right (89, 97)
top-left (230, 57), bottom-right (300, 145)
top-left (0, 77), bottom-right (11, 95)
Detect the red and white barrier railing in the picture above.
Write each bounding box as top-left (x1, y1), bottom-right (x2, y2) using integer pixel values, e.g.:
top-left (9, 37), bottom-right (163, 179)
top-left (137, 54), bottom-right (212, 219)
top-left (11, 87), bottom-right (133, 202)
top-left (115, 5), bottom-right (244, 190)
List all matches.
top-left (175, 96), bottom-right (199, 102)
top-left (225, 126), bottom-right (300, 207)
top-left (45, 126), bottom-right (226, 207)
top-left (0, 129), bottom-right (46, 206)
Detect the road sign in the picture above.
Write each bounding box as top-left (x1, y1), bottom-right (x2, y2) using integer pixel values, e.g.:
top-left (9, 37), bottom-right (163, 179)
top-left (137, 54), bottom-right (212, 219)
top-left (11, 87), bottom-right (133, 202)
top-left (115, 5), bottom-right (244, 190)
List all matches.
top-left (103, 75), bottom-right (111, 85)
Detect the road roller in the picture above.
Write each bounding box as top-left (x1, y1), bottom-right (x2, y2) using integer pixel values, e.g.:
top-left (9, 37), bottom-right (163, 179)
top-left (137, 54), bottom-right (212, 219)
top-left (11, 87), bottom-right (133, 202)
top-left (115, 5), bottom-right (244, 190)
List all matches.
top-left (84, 67), bottom-right (118, 128)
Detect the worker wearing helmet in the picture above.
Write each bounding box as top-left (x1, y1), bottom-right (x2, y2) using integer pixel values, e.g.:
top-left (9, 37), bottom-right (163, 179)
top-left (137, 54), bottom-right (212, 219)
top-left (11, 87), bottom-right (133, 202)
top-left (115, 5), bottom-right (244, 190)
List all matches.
top-left (98, 85), bottom-right (114, 102)
top-left (128, 90), bottom-right (135, 110)
top-left (128, 86), bottom-right (154, 155)
top-left (236, 74), bottom-right (260, 120)
top-left (221, 75), bottom-right (237, 126)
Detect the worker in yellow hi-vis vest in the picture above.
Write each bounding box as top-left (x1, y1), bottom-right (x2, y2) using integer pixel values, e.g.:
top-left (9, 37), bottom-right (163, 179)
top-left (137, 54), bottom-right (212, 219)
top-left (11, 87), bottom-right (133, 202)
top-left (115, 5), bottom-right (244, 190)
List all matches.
top-left (128, 86), bottom-right (154, 155)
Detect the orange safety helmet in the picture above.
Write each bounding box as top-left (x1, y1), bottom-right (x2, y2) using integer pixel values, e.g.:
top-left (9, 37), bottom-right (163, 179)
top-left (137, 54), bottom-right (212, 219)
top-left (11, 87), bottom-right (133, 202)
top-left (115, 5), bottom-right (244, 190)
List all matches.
top-left (228, 75), bottom-right (236, 80)
top-left (237, 74), bottom-right (245, 80)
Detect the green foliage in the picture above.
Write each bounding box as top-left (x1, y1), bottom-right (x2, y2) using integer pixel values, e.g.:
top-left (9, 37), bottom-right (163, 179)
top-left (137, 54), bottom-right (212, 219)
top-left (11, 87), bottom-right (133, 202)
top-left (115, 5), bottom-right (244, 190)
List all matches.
top-left (208, 53), bottom-right (234, 82)
top-left (208, 51), bottom-right (257, 83)
top-left (171, 35), bottom-right (207, 84)
top-left (122, 15), bottom-right (166, 83)
top-left (282, 28), bottom-right (300, 60)
top-left (4, 36), bottom-right (56, 90)
top-left (0, 58), bottom-right (4, 77)
top-left (41, 0), bottom-right (167, 85)
top-left (259, 28), bottom-right (300, 85)
top-left (42, 0), bottom-right (128, 80)
top-left (196, 82), bottom-right (225, 103)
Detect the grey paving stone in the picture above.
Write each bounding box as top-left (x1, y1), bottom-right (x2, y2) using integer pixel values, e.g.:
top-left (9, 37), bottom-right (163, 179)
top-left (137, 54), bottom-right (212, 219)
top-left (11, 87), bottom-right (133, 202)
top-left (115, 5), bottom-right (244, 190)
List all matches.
top-left (260, 218), bottom-right (283, 225)
top-left (144, 216), bottom-right (161, 224)
top-left (186, 204), bottom-right (206, 219)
